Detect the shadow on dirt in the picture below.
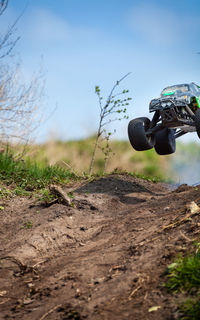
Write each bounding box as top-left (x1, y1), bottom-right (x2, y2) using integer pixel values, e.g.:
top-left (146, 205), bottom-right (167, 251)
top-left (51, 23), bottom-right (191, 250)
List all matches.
top-left (75, 176), bottom-right (154, 205)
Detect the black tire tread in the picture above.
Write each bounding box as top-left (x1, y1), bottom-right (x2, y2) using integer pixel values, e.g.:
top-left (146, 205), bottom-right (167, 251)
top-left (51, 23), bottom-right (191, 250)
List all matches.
top-left (128, 117), bottom-right (155, 151)
top-left (154, 128), bottom-right (176, 155)
top-left (195, 109), bottom-right (200, 139)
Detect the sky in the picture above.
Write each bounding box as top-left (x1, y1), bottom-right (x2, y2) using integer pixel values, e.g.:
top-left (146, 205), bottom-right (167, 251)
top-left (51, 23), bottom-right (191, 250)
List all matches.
top-left (1, 0), bottom-right (200, 142)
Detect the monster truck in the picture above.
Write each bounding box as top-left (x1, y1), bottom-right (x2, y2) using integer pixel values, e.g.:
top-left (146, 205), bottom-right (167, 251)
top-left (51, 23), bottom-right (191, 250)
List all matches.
top-left (128, 82), bottom-right (200, 155)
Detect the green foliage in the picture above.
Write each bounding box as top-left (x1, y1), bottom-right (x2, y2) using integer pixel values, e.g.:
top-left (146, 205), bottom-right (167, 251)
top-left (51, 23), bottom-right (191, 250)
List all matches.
top-left (0, 186), bottom-right (12, 198)
top-left (129, 148), bottom-right (166, 180)
top-left (67, 192), bottom-right (74, 199)
top-left (122, 171), bottom-right (162, 183)
top-left (90, 73), bottom-right (132, 175)
top-left (0, 150), bottom-right (77, 191)
top-left (166, 252), bottom-right (200, 292)
top-left (94, 157), bottom-right (105, 172)
top-left (22, 221), bottom-right (33, 229)
top-left (165, 249), bottom-right (200, 319)
top-left (13, 187), bottom-right (31, 197)
top-left (2, 136), bottom-right (175, 183)
top-left (143, 164), bottom-right (158, 176)
top-left (67, 139), bottom-right (94, 156)
top-left (36, 188), bottom-right (56, 204)
top-left (179, 298), bottom-right (200, 320)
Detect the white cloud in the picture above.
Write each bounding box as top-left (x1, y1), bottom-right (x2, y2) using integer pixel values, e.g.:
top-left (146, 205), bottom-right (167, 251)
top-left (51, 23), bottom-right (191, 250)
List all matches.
top-left (26, 8), bottom-right (71, 43)
top-left (21, 7), bottom-right (101, 47)
top-left (127, 4), bottom-right (186, 45)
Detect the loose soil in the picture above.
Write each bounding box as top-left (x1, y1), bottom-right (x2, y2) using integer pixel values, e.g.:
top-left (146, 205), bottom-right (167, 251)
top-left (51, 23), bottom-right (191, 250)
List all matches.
top-left (0, 174), bottom-right (200, 320)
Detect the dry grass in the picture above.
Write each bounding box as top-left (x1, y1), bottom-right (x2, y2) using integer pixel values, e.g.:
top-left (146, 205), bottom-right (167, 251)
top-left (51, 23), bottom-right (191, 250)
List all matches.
top-left (8, 137), bottom-right (173, 180)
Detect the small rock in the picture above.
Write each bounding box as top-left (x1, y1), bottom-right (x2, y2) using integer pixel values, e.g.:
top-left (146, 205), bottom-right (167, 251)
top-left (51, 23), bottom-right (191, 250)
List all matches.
top-left (186, 201), bottom-right (200, 214)
top-left (164, 206), bottom-right (170, 211)
top-left (23, 298), bottom-right (33, 305)
top-left (148, 306), bottom-right (161, 312)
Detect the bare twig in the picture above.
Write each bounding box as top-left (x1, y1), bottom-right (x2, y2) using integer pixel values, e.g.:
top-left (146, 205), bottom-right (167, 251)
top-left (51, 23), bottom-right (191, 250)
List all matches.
top-left (39, 304), bottom-right (62, 320)
top-left (32, 259), bottom-right (49, 269)
top-left (179, 231), bottom-right (195, 243)
top-left (128, 274), bottom-right (149, 300)
top-left (62, 160), bottom-right (79, 178)
top-left (0, 63), bottom-right (45, 143)
top-left (0, 298), bottom-right (10, 305)
top-left (0, 2), bottom-right (46, 144)
top-left (0, 256), bottom-right (26, 271)
top-left (0, 0), bottom-right (24, 59)
top-left (163, 202), bottom-right (200, 230)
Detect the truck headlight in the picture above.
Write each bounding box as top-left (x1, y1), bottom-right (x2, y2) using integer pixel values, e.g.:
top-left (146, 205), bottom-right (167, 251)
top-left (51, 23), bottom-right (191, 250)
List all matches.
top-left (161, 102), bottom-right (171, 108)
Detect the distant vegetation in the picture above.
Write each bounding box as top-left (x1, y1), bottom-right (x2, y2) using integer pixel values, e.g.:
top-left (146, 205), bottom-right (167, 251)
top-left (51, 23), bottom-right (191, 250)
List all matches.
top-left (2, 138), bottom-right (200, 185)
top-left (7, 137), bottom-right (173, 180)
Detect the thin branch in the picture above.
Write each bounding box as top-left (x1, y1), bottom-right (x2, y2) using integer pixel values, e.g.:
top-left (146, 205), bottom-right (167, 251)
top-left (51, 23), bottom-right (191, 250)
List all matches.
top-left (0, 0), bottom-right (8, 16)
top-left (106, 72), bottom-right (131, 104)
top-left (102, 117), bottom-right (123, 128)
top-left (39, 305), bottom-right (62, 320)
top-left (0, 2), bottom-right (28, 59)
top-left (89, 73), bottom-right (131, 175)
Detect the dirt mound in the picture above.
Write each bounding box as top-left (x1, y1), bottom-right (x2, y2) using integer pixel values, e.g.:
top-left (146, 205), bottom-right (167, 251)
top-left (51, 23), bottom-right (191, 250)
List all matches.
top-left (0, 174), bottom-right (200, 320)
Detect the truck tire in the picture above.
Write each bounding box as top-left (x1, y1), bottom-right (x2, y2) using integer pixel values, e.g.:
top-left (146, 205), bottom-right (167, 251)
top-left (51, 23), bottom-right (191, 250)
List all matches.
top-left (195, 108), bottom-right (200, 139)
top-left (154, 128), bottom-right (176, 155)
top-left (128, 117), bottom-right (155, 151)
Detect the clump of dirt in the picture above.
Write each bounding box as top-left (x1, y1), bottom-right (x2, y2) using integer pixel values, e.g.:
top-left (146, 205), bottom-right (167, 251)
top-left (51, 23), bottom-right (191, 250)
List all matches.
top-left (0, 174), bottom-right (200, 320)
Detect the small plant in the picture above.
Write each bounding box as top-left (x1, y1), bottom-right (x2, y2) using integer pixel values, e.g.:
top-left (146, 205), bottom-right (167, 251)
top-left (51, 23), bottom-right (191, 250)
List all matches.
top-left (23, 221), bottom-right (33, 229)
top-left (67, 192), bottom-right (74, 199)
top-left (165, 252), bottom-right (200, 292)
top-left (13, 187), bottom-right (31, 197)
top-left (89, 73), bottom-right (132, 175)
top-left (165, 248), bottom-right (200, 319)
top-left (0, 186), bottom-right (12, 198)
top-left (179, 297), bottom-right (200, 320)
top-left (37, 188), bottom-right (56, 204)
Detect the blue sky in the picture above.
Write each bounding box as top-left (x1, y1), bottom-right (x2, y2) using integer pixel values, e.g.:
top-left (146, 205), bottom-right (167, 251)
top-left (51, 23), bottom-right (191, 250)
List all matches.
top-left (1, 0), bottom-right (200, 141)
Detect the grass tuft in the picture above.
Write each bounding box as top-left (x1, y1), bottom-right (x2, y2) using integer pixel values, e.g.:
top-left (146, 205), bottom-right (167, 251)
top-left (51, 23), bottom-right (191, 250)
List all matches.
top-left (179, 298), bottom-right (200, 320)
top-left (0, 150), bottom-right (77, 191)
top-left (166, 252), bottom-right (200, 293)
top-left (165, 249), bottom-right (200, 320)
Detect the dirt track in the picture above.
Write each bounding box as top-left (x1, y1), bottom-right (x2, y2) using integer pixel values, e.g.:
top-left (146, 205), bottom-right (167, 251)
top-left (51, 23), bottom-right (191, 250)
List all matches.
top-left (1, 174), bottom-right (200, 320)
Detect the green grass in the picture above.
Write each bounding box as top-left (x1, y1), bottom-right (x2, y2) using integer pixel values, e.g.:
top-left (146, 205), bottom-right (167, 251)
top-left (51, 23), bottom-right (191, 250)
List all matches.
top-left (0, 145), bottom-right (168, 205)
top-left (22, 221), bottom-right (33, 229)
top-left (165, 249), bottom-right (200, 319)
top-left (166, 252), bottom-right (200, 292)
top-left (179, 298), bottom-right (200, 320)
top-left (0, 149), bottom-right (165, 203)
top-left (0, 150), bottom-right (77, 191)
top-left (111, 169), bottom-right (164, 183)
top-left (85, 169), bottom-right (163, 183)
top-left (0, 186), bottom-right (12, 198)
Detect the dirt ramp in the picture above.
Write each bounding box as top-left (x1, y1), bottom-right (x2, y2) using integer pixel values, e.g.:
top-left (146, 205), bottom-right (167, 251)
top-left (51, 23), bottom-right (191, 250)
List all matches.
top-left (1, 175), bottom-right (200, 319)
